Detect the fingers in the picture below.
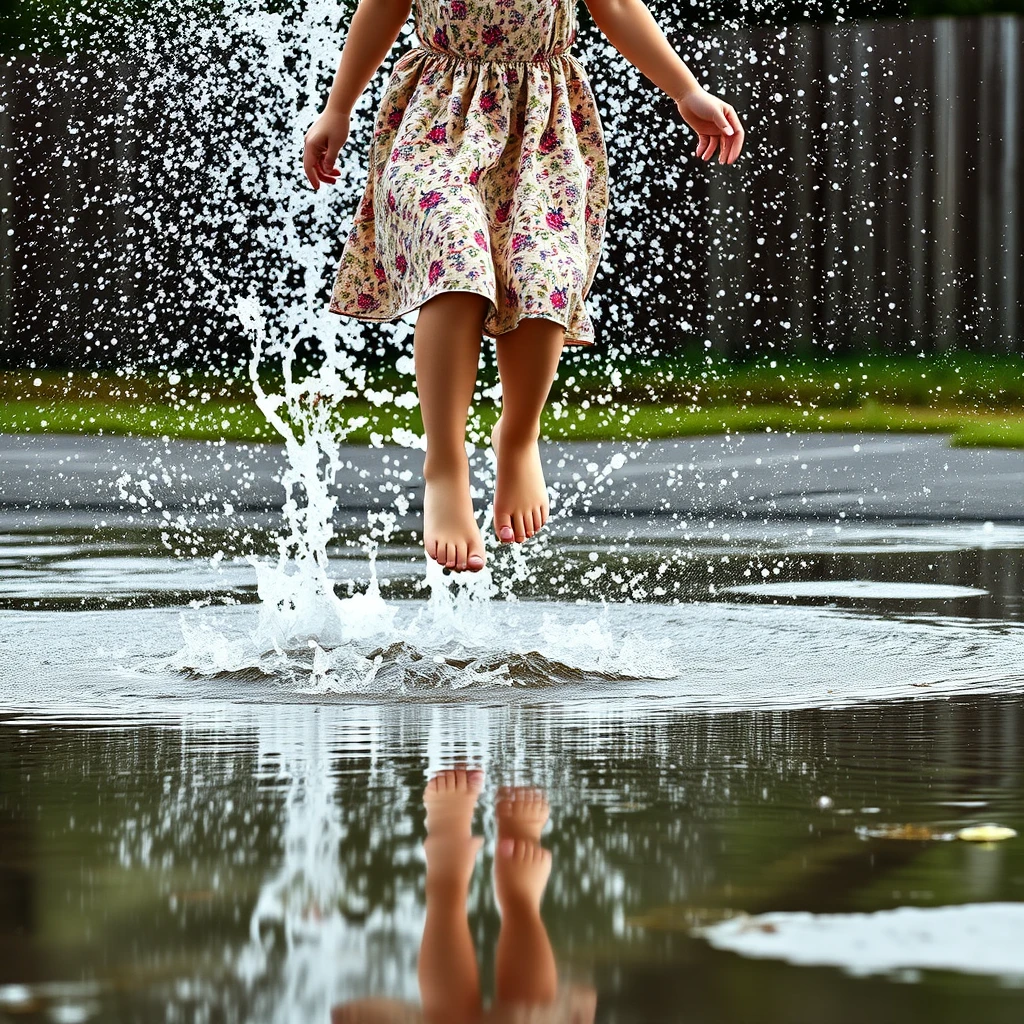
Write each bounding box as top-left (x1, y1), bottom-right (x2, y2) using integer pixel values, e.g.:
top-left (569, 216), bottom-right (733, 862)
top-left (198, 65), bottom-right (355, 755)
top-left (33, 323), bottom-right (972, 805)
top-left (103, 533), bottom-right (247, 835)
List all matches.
top-left (693, 102), bottom-right (744, 163)
top-left (697, 133), bottom-right (719, 160)
top-left (302, 139), bottom-right (322, 191)
top-left (318, 146), bottom-right (341, 184)
top-left (722, 105), bottom-right (745, 162)
top-left (302, 133), bottom-right (344, 191)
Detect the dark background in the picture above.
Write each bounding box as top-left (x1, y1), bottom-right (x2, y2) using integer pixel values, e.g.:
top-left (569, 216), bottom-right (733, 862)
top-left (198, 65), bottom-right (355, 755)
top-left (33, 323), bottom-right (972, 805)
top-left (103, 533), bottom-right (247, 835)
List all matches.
top-left (1, 1), bottom-right (1023, 371)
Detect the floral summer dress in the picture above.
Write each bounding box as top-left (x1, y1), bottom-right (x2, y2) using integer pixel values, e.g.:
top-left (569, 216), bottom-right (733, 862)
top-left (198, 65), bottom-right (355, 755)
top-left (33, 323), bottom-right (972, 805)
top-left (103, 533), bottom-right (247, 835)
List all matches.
top-left (327, 0), bottom-right (609, 346)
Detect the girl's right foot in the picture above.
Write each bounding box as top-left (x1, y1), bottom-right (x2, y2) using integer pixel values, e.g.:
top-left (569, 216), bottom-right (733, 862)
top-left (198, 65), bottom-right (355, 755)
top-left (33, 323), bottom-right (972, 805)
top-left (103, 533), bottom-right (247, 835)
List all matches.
top-left (423, 455), bottom-right (486, 572)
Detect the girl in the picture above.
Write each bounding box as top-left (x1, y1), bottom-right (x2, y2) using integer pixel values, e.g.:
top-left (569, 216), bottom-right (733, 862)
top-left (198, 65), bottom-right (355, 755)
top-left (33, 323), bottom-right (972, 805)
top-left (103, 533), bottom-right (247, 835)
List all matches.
top-left (303, 0), bottom-right (744, 574)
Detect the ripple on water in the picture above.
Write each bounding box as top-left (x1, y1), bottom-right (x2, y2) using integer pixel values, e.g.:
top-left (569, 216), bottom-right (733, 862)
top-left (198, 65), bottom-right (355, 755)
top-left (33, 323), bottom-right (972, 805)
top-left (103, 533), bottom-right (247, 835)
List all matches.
top-left (2, 596), bottom-right (1022, 714)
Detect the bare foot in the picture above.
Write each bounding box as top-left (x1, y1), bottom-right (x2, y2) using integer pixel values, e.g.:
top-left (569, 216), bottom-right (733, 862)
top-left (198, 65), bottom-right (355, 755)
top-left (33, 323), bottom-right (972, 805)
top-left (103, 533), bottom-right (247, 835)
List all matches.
top-left (423, 456), bottom-right (485, 572)
top-left (496, 786), bottom-right (550, 843)
top-left (491, 418), bottom-right (549, 544)
top-left (493, 837), bottom-right (552, 913)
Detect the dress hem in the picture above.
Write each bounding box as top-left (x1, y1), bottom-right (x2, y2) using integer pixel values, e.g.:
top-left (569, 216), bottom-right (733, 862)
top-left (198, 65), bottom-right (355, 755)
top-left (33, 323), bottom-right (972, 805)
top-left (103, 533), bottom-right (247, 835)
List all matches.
top-left (327, 287), bottom-right (595, 347)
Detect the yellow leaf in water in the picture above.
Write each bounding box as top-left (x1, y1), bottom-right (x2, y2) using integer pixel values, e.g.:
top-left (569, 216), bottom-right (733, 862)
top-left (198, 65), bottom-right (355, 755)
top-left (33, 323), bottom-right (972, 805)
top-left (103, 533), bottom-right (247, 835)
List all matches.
top-left (956, 824), bottom-right (1018, 842)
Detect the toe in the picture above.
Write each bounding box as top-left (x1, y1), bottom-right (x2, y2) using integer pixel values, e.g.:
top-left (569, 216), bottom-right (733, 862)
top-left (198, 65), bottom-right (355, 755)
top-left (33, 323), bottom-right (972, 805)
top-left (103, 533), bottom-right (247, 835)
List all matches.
top-left (512, 512), bottom-right (526, 543)
top-left (498, 836), bottom-right (516, 858)
top-left (467, 550), bottom-right (485, 571)
top-left (456, 541), bottom-right (468, 572)
top-left (445, 543), bottom-right (457, 568)
top-left (496, 512), bottom-right (514, 543)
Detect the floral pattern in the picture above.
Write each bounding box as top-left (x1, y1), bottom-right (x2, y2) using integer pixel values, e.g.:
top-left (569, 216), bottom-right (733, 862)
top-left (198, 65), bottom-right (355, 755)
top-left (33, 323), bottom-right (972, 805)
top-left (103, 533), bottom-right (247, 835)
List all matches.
top-left (328, 0), bottom-right (609, 346)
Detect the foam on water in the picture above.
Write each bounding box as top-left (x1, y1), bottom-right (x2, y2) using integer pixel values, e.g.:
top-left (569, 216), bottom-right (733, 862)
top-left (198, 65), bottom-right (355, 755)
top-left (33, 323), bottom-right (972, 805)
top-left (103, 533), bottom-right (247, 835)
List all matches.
top-left (698, 904), bottom-right (1024, 980)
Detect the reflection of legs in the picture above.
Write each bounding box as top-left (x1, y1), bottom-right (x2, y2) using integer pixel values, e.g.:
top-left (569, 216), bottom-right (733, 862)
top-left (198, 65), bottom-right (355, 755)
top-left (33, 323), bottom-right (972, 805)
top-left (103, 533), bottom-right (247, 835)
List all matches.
top-left (415, 292), bottom-right (489, 572)
top-left (419, 769), bottom-right (485, 1024)
top-left (493, 787), bottom-right (557, 1006)
top-left (491, 318), bottom-right (564, 544)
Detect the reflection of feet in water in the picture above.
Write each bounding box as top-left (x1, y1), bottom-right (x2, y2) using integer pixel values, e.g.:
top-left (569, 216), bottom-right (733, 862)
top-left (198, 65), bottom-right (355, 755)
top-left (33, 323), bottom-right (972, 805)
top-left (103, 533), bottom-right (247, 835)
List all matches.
top-left (423, 767), bottom-right (485, 890)
top-left (334, 777), bottom-right (596, 1024)
top-left (420, 768), bottom-right (485, 1024)
top-left (424, 767), bottom-right (484, 836)
top-left (494, 836), bottom-right (553, 913)
top-left (493, 786), bottom-right (557, 1007)
top-left (496, 785), bottom-right (550, 843)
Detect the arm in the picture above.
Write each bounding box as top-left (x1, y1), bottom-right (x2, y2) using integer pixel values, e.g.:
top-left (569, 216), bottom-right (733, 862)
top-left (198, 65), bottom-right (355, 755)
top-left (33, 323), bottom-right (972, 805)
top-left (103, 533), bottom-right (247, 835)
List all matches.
top-left (303, 0), bottom-right (413, 191)
top-left (325, 0), bottom-right (413, 116)
top-left (582, 0), bottom-right (744, 164)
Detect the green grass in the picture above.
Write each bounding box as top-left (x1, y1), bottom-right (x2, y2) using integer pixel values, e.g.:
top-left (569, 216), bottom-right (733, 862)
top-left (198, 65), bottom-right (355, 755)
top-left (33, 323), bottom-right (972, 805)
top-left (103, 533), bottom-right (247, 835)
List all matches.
top-left (2, 355), bottom-right (1023, 447)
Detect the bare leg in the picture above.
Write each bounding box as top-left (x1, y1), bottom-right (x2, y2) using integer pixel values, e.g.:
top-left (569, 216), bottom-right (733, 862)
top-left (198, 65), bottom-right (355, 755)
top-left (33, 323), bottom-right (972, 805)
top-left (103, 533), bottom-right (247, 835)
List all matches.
top-left (490, 317), bottom-right (564, 544)
top-left (415, 292), bottom-right (489, 572)
top-left (418, 769), bottom-right (485, 1024)
top-left (493, 786), bottom-right (557, 1006)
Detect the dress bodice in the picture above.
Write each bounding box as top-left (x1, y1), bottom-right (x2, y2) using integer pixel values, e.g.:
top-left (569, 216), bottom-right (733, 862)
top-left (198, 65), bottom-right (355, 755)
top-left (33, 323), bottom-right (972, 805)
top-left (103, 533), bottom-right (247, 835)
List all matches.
top-left (413, 0), bottom-right (578, 62)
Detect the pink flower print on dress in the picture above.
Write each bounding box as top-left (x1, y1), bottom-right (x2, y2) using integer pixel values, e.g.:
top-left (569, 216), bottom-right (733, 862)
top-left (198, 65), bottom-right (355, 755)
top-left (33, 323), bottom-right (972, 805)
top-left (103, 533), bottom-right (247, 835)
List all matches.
top-left (481, 23), bottom-right (507, 49)
top-left (420, 189), bottom-right (445, 211)
top-left (474, 230), bottom-right (489, 251)
top-left (469, 166), bottom-right (482, 185)
top-left (495, 199), bottom-right (512, 224)
top-left (357, 292), bottom-right (377, 311)
top-left (551, 285), bottom-right (568, 310)
top-left (451, 0), bottom-right (467, 18)
top-left (545, 206), bottom-right (568, 231)
top-left (427, 123), bottom-right (447, 144)
top-left (387, 107), bottom-right (405, 129)
top-left (506, 284), bottom-right (519, 308)
top-left (479, 90), bottom-right (498, 113)
top-left (539, 127), bottom-right (560, 154)
top-left (433, 26), bottom-right (449, 50)
top-left (373, 260), bottom-right (386, 283)
top-left (387, 190), bottom-right (397, 211)
top-left (395, 253), bottom-right (408, 275)
top-left (359, 195), bottom-right (374, 219)
top-left (571, 105), bottom-right (589, 132)
top-left (511, 232), bottom-right (531, 254)
top-left (428, 259), bottom-right (445, 285)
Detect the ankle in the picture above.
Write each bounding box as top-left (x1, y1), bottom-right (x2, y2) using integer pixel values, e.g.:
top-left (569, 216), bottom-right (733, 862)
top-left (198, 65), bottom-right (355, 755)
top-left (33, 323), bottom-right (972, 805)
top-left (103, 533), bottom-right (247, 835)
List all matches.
top-left (423, 449), bottom-right (469, 480)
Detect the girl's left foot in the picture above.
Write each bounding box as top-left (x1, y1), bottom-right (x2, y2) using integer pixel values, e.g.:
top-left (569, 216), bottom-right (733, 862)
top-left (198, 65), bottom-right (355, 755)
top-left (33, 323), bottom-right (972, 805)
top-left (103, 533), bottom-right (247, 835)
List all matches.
top-left (491, 417), bottom-right (549, 544)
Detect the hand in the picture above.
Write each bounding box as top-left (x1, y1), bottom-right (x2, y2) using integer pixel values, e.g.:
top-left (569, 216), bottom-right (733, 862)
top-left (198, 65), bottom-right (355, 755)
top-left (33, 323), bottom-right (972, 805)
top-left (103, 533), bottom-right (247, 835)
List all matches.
top-left (675, 88), bottom-right (744, 165)
top-left (302, 108), bottom-right (350, 191)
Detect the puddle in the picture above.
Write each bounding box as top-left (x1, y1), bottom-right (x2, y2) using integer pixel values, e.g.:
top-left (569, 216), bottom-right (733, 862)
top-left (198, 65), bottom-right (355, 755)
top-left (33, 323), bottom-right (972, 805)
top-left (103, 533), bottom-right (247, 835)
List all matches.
top-left (1, 697), bottom-right (1023, 1022)
top-left (2, 509), bottom-right (1024, 1020)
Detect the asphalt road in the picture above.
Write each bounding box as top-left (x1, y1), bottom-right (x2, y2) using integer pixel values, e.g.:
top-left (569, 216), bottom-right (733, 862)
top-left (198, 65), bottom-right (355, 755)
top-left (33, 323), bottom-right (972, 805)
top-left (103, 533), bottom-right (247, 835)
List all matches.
top-left (2, 432), bottom-right (1022, 522)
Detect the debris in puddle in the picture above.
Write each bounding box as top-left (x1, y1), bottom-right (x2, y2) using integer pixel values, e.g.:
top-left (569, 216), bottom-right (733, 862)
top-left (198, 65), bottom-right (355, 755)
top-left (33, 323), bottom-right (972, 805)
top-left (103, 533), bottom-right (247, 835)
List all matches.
top-left (956, 824), bottom-right (1018, 842)
top-left (856, 824), bottom-right (956, 841)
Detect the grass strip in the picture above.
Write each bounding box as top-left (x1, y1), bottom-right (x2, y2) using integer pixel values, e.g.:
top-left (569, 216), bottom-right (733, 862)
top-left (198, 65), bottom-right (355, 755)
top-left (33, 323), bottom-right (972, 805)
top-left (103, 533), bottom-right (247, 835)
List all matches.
top-left (2, 397), bottom-right (1022, 448)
